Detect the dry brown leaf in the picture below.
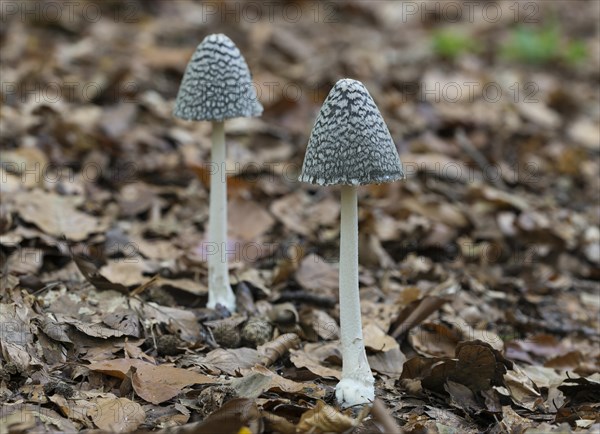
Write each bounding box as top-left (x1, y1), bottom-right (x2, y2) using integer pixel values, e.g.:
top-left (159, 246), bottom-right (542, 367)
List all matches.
top-left (5, 247), bottom-right (44, 275)
top-left (468, 184), bottom-right (529, 211)
top-left (0, 303), bottom-right (41, 372)
top-left (258, 333), bottom-right (301, 366)
top-left (297, 400), bottom-right (358, 433)
top-left (270, 191), bottom-right (314, 236)
top-left (13, 190), bottom-right (107, 240)
top-left (137, 301), bottom-right (202, 343)
top-left (445, 380), bottom-right (482, 412)
top-left (568, 118), bottom-right (600, 150)
top-left (409, 322), bottom-right (461, 357)
top-left (363, 323), bottom-right (399, 352)
top-left (368, 347), bottom-right (406, 377)
top-left (228, 197), bottom-right (275, 241)
top-left (250, 365), bottom-right (326, 398)
top-left (201, 348), bottom-right (261, 376)
top-left (158, 398), bottom-right (261, 434)
top-left (88, 359), bottom-right (216, 404)
top-left (502, 368), bottom-right (543, 411)
top-left (500, 405), bottom-right (535, 432)
top-left (102, 311), bottom-right (141, 338)
top-left (117, 183), bottom-right (157, 217)
top-left (301, 309), bottom-right (340, 341)
top-left (544, 351), bottom-right (584, 371)
top-left (99, 260), bottom-right (147, 287)
top-left (0, 403), bottom-right (78, 433)
top-left (289, 342), bottom-right (342, 380)
top-left (71, 254), bottom-right (130, 294)
top-left (89, 397), bottom-right (145, 433)
top-left (0, 147), bottom-right (48, 189)
top-left (390, 295), bottom-right (451, 339)
top-left (270, 191), bottom-right (339, 237)
top-left (295, 254), bottom-right (338, 293)
top-left (132, 364), bottom-right (216, 404)
top-left (55, 314), bottom-right (126, 339)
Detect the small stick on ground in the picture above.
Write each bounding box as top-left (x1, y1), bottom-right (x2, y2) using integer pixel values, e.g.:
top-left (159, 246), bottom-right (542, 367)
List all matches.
top-left (456, 128), bottom-right (507, 190)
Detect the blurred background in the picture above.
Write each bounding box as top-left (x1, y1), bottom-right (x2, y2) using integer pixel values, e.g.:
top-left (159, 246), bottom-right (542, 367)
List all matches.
top-left (2, 0), bottom-right (598, 280)
top-left (1, 0), bottom-right (599, 431)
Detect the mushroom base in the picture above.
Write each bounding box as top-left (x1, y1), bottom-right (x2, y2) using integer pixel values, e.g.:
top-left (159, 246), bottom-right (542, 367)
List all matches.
top-left (206, 287), bottom-right (236, 312)
top-left (335, 377), bottom-right (375, 408)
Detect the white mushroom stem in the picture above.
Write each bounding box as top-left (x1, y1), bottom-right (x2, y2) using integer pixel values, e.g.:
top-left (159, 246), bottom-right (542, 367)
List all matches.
top-left (336, 185), bottom-right (375, 407)
top-left (206, 121), bottom-right (236, 312)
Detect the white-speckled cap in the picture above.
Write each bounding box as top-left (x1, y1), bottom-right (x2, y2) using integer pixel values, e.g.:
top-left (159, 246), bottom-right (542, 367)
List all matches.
top-left (173, 34), bottom-right (263, 121)
top-left (299, 79), bottom-right (404, 186)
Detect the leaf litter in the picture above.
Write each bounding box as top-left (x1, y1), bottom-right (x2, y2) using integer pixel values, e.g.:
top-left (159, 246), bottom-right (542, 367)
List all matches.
top-left (1, 1), bottom-right (599, 433)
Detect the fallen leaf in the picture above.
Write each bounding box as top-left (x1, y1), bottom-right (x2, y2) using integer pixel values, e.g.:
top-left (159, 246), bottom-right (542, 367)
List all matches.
top-left (201, 348), bottom-right (261, 376)
top-left (90, 397), bottom-right (145, 432)
top-left (295, 254), bottom-right (338, 294)
top-left (13, 190), bottom-right (107, 241)
top-left (296, 400), bottom-right (358, 433)
top-left (289, 342), bottom-right (342, 380)
top-left (502, 367), bottom-right (543, 411)
top-left (228, 197), bottom-right (275, 241)
top-left (363, 323), bottom-right (399, 352)
top-left (88, 359), bottom-right (216, 404)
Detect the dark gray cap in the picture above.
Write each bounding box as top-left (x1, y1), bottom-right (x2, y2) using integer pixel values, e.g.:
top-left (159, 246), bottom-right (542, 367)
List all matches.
top-left (299, 79), bottom-right (404, 186)
top-left (173, 34), bottom-right (263, 121)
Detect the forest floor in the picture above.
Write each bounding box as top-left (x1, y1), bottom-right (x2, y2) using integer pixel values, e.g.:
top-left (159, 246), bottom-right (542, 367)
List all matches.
top-left (1, 1), bottom-right (599, 433)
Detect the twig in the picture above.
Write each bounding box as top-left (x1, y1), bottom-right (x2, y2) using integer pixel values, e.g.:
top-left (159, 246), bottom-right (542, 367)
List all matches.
top-left (371, 398), bottom-right (403, 434)
top-left (455, 128), bottom-right (507, 190)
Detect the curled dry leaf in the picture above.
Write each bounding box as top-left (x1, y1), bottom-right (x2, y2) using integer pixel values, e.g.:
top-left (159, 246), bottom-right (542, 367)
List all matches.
top-left (258, 332), bottom-right (301, 366)
top-left (54, 314), bottom-right (127, 339)
top-left (296, 400), bottom-right (359, 434)
top-left (501, 368), bottom-right (543, 411)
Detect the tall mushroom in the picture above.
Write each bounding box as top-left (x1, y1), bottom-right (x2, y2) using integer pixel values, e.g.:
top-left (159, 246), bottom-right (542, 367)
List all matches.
top-left (173, 34), bottom-right (263, 312)
top-left (299, 79), bottom-right (404, 407)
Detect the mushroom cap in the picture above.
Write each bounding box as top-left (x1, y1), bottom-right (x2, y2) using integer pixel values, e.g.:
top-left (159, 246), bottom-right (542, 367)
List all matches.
top-left (299, 79), bottom-right (404, 186)
top-left (173, 34), bottom-right (263, 121)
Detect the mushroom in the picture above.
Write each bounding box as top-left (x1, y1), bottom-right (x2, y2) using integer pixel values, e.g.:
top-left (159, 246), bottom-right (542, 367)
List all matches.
top-left (173, 34), bottom-right (263, 312)
top-left (299, 78), bottom-right (404, 407)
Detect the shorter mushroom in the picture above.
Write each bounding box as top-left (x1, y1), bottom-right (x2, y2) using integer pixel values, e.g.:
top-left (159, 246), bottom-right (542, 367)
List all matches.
top-left (299, 78), bottom-right (404, 407)
top-left (173, 34), bottom-right (263, 312)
